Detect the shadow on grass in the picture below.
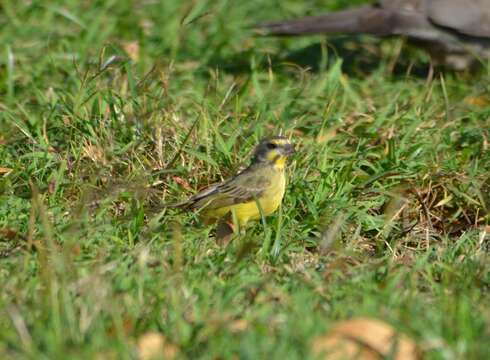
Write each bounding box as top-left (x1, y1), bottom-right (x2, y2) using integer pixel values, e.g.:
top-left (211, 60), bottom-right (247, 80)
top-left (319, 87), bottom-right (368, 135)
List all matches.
top-left (207, 36), bottom-right (434, 79)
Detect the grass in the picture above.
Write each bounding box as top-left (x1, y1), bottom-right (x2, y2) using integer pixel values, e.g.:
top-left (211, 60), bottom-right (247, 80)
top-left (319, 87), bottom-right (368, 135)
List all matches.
top-left (1, 0), bottom-right (489, 358)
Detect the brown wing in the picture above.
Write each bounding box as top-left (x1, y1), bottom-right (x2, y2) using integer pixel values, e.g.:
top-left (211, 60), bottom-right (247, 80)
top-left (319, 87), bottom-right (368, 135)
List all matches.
top-left (189, 165), bottom-right (271, 211)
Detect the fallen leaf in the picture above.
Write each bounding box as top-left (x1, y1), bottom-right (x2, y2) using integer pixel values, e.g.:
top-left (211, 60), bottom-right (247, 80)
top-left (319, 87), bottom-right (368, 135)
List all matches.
top-left (228, 318), bottom-right (248, 333)
top-left (313, 333), bottom-right (379, 360)
top-left (137, 332), bottom-right (164, 360)
top-left (122, 41), bottom-right (139, 62)
top-left (0, 167), bottom-right (13, 176)
top-left (70, 243), bottom-right (81, 257)
top-left (0, 228), bottom-right (20, 241)
top-left (48, 180), bottom-right (56, 194)
top-left (316, 129), bottom-right (337, 143)
top-left (137, 332), bottom-right (178, 360)
top-left (464, 95), bottom-right (490, 107)
top-left (312, 318), bottom-right (418, 360)
top-left (172, 176), bottom-right (192, 191)
top-left (290, 129), bottom-right (305, 137)
top-left (81, 140), bottom-right (107, 165)
top-left (106, 317), bottom-right (132, 338)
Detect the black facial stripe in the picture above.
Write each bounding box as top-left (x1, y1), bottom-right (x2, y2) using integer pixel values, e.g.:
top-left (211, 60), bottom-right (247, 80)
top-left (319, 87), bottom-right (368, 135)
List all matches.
top-left (272, 154), bottom-right (281, 163)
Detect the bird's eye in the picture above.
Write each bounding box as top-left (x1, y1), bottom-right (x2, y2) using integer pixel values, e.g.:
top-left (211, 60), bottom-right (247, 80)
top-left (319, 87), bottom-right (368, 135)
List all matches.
top-left (266, 142), bottom-right (278, 149)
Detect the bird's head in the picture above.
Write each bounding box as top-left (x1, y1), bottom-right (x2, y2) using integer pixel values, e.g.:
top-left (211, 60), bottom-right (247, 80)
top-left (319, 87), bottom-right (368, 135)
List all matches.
top-left (252, 136), bottom-right (295, 169)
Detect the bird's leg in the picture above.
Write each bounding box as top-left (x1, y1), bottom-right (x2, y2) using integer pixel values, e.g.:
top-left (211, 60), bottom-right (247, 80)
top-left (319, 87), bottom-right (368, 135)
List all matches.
top-left (215, 213), bottom-right (235, 246)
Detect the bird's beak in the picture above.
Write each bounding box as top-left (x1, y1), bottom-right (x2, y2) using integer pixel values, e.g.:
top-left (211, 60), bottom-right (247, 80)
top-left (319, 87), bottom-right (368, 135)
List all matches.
top-left (283, 143), bottom-right (295, 155)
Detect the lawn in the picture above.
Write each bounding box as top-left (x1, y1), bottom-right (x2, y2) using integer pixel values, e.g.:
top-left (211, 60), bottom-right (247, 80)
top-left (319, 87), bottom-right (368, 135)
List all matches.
top-left (0, 0), bottom-right (489, 359)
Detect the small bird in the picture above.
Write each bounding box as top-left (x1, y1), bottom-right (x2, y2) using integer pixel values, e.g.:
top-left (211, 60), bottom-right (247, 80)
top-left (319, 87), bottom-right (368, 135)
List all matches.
top-left (170, 137), bottom-right (295, 230)
top-left (256, 0), bottom-right (490, 70)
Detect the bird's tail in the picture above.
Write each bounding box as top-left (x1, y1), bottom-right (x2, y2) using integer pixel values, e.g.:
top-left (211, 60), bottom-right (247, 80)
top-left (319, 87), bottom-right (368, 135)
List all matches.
top-left (254, 5), bottom-right (393, 37)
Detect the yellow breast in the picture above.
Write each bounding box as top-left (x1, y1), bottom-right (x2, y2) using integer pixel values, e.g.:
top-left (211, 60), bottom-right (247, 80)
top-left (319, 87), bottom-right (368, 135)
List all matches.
top-left (203, 170), bottom-right (286, 226)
